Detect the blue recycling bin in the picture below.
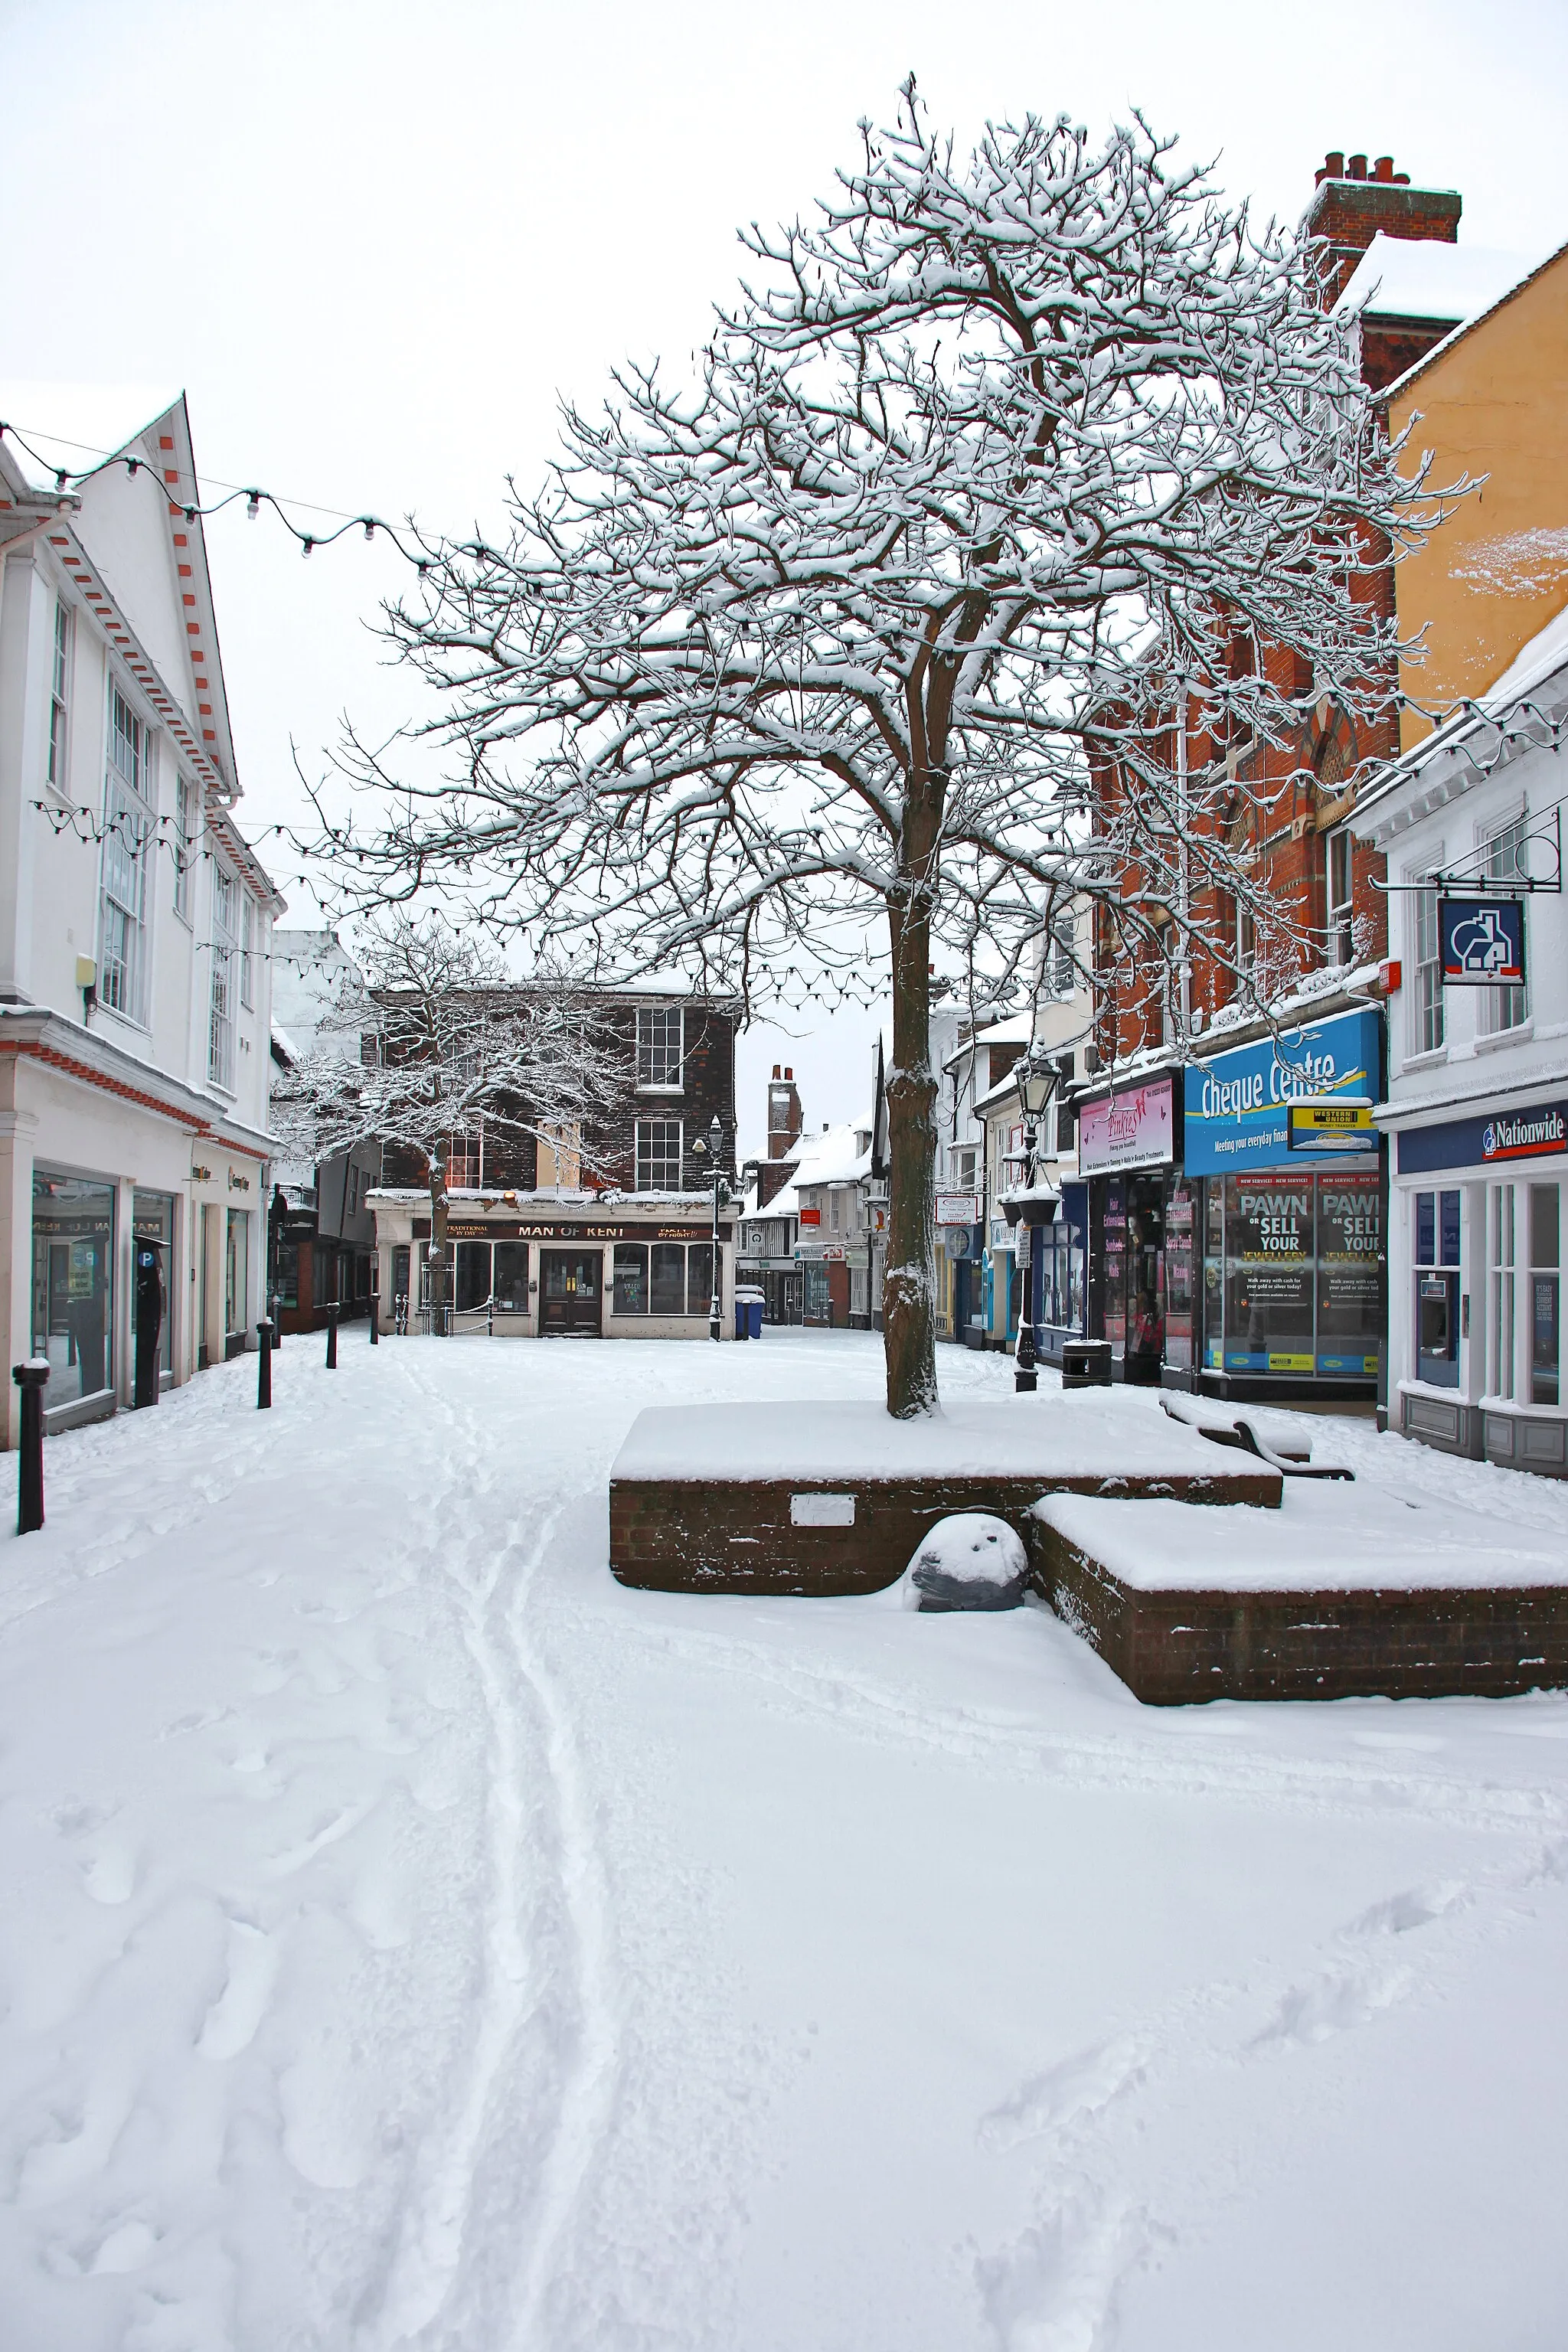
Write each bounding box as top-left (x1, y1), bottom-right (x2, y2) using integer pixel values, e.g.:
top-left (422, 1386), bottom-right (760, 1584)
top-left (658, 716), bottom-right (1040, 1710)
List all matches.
top-left (734, 1290), bottom-right (764, 1340)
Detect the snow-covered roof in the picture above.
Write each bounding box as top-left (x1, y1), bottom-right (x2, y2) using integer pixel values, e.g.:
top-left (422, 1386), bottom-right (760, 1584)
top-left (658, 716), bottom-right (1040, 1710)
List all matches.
top-left (775, 1119), bottom-right (874, 1192)
top-left (1381, 234), bottom-right (1568, 403)
top-left (1468, 594), bottom-right (1568, 710)
top-left (270, 1020), bottom-right (302, 1067)
top-left (1335, 235), bottom-right (1540, 327)
top-left (0, 381), bottom-right (180, 491)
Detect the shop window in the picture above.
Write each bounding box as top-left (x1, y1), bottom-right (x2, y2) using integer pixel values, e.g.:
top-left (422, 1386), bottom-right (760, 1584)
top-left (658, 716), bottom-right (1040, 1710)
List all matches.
top-left (650, 1242), bottom-right (686, 1315)
top-left (1414, 1187), bottom-right (1461, 1389)
top-left (1410, 879), bottom-right (1445, 1057)
top-left (1315, 1174), bottom-right (1382, 1377)
top-left (493, 1242), bottom-right (529, 1312)
top-left (1102, 1178), bottom-right (1126, 1353)
top-left (613, 1244), bottom-right (648, 1314)
top-left (225, 1209), bottom-right (249, 1341)
top-left (276, 1239), bottom-right (300, 1311)
top-left (635, 1119), bottom-right (683, 1192)
top-left (1202, 1178), bottom-right (1224, 1370)
top-left (636, 1006), bottom-right (684, 1089)
top-left (1165, 1185), bottom-right (1194, 1372)
top-left (612, 1239), bottom-right (712, 1315)
top-left (455, 1238), bottom-right (493, 1313)
top-left (1531, 1184), bottom-right (1560, 1407)
top-left (688, 1243), bottom-right (715, 1317)
top-left (1223, 1174), bottom-right (1313, 1375)
top-left (31, 1171), bottom-right (115, 1407)
top-left (1478, 815), bottom-right (1529, 1035)
top-left (240, 891), bottom-right (256, 1008)
top-left (1488, 1184), bottom-right (1516, 1401)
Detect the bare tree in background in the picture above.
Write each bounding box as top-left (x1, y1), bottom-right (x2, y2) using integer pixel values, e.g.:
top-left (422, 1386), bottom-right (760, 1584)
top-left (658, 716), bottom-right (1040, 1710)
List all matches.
top-left (272, 915), bottom-right (630, 1325)
top-left (311, 85), bottom-right (1440, 1413)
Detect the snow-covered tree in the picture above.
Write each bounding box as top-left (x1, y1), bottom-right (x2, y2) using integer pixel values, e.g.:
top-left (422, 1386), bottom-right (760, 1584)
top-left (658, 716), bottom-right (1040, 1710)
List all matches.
top-left (271, 915), bottom-right (630, 1321)
top-left (314, 87), bottom-right (1440, 1413)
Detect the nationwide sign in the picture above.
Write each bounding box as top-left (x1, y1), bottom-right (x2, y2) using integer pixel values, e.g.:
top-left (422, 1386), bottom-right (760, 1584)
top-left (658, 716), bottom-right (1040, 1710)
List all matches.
top-left (1439, 897), bottom-right (1526, 987)
top-left (1184, 1008), bottom-right (1380, 1176)
top-left (1396, 1101), bottom-right (1568, 1177)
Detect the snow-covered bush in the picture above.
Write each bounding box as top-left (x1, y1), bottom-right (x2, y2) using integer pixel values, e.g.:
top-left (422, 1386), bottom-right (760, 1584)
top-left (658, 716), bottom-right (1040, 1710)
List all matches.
top-left (902, 1514), bottom-right (1031, 1612)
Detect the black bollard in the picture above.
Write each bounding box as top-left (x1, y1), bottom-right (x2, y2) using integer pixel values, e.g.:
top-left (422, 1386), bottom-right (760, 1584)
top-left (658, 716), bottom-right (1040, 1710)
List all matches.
top-left (256, 1319), bottom-right (273, 1409)
top-left (325, 1300), bottom-right (338, 1370)
top-left (12, 1362), bottom-right (48, 1534)
top-left (368, 1294), bottom-right (379, 1346)
top-left (269, 1291), bottom-right (283, 1349)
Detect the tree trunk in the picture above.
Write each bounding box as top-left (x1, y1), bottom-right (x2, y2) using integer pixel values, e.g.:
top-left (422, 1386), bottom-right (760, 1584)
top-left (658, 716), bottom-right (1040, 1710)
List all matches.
top-left (882, 881), bottom-right (939, 1418)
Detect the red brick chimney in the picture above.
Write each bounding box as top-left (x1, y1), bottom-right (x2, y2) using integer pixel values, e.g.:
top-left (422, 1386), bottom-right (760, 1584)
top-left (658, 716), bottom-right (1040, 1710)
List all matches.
top-left (756, 1064), bottom-right (803, 1207)
top-left (1303, 149), bottom-right (1461, 305)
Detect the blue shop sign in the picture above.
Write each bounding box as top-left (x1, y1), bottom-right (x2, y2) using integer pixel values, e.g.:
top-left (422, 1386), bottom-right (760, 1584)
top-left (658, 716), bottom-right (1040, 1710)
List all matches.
top-left (1439, 897), bottom-right (1526, 986)
top-left (1184, 1008), bottom-right (1382, 1176)
top-left (1397, 1099), bottom-right (1568, 1176)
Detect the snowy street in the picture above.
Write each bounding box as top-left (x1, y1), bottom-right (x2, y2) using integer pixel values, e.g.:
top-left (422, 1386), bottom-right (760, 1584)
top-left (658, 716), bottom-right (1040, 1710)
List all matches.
top-left (3, 1333), bottom-right (1568, 2350)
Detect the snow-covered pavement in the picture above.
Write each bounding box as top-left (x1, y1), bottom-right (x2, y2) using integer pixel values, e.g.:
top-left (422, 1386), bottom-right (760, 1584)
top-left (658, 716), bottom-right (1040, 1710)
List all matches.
top-left (2, 1332), bottom-right (1567, 2351)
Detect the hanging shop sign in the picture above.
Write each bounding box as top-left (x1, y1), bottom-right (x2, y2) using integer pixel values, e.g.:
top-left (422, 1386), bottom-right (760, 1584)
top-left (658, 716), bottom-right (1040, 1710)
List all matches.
top-left (936, 1191), bottom-right (982, 1226)
top-left (1078, 1076), bottom-right (1175, 1174)
top-left (1439, 897), bottom-right (1526, 986)
top-left (1396, 1101), bottom-right (1568, 1177)
top-left (1184, 1008), bottom-right (1380, 1176)
top-left (1288, 1100), bottom-right (1375, 1155)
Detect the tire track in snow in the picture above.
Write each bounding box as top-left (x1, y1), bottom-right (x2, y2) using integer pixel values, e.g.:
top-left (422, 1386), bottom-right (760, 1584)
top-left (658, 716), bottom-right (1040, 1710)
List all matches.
top-left (364, 1348), bottom-right (620, 2350)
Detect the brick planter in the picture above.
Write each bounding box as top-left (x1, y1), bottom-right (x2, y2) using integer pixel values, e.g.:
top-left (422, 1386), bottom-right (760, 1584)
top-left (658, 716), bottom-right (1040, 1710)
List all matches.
top-left (610, 1464), bottom-right (1282, 1597)
top-left (1029, 1514), bottom-right (1568, 1704)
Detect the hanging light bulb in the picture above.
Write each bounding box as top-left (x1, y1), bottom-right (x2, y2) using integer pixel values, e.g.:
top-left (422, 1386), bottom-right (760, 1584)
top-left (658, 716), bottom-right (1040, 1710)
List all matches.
top-left (363, 519), bottom-right (376, 542)
top-left (302, 537), bottom-right (314, 559)
top-left (246, 492), bottom-right (260, 521)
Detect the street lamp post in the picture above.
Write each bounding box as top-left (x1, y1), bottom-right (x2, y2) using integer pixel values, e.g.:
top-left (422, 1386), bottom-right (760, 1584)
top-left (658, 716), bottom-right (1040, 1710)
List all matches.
top-left (1013, 1051), bottom-right (1060, 1395)
top-left (707, 1113), bottom-right (725, 1341)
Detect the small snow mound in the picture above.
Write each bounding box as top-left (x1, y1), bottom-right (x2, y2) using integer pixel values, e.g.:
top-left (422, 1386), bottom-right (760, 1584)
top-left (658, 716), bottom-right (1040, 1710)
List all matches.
top-left (902, 1514), bottom-right (1029, 1613)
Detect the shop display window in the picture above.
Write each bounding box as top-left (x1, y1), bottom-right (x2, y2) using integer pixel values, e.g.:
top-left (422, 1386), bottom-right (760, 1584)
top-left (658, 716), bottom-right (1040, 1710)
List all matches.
top-left (493, 1243), bottom-right (529, 1312)
top-left (1530, 1184), bottom-right (1560, 1407)
top-left (1102, 1180), bottom-right (1126, 1352)
top-left (612, 1240), bottom-right (716, 1315)
top-left (1414, 1187), bottom-right (1461, 1390)
top-left (1315, 1174), bottom-right (1382, 1377)
top-left (1165, 1186), bottom-right (1194, 1371)
top-left (31, 1171), bottom-right (116, 1407)
top-left (1221, 1175), bottom-right (1313, 1374)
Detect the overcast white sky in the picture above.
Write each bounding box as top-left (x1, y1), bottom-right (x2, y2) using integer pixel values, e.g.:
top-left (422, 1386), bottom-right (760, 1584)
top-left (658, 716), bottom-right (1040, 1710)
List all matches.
top-left (4, 0), bottom-right (1564, 1155)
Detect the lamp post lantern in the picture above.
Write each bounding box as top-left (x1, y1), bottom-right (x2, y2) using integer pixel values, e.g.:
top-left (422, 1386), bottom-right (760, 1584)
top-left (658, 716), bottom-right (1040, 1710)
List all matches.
top-left (1013, 1051), bottom-right (1060, 1394)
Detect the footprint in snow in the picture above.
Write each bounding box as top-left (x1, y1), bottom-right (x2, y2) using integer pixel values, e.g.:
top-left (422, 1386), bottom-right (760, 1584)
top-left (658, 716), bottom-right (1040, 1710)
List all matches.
top-left (978, 2035), bottom-right (1148, 2155)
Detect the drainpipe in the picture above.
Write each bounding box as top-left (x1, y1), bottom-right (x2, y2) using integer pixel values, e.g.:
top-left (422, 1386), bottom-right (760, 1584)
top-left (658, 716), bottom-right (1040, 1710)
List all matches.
top-left (1176, 694), bottom-right (1191, 1038)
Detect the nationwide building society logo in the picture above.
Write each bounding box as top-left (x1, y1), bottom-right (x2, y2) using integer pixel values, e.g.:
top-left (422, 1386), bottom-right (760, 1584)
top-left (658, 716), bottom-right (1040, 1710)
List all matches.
top-left (1481, 1108), bottom-right (1566, 1162)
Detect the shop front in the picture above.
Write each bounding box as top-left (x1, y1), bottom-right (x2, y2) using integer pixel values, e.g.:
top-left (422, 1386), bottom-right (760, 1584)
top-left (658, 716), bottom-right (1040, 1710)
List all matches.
top-left (368, 1191), bottom-right (733, 1340)
top-left (1080, 1073), bottom-right (1182, 1383)
top-left (1184, 1006), bottom-right (1384, 1400)
top-left (1388, 1096), bottom-right (1565, 1474)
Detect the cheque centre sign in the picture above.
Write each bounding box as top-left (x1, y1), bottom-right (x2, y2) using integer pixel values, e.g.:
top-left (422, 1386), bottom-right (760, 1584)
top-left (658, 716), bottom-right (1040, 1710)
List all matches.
top-left (1184, 1008), bottom-right (1380, 1176)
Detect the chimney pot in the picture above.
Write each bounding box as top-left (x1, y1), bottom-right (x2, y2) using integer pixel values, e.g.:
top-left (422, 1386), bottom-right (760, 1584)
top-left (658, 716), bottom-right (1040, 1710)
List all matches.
top-left (1393, 172), bottom-right (1410, 185)
top-left (1348, 152), bottom-right (1367, 179)
top-left (784, 1066), bottom-right (792, 1080)
top-left (1324, 149), bottom-right (1344, 179)
top-left (772, 1063), bottom-right (780, 1079)
top-left (1374, 154), bottom-right (1394, 181)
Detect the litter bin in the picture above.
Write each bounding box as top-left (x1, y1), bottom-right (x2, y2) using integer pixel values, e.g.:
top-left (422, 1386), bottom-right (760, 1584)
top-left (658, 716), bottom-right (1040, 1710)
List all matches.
top-left (1060, 1338), bottom-right (1112, 1389)
top-left (734, 1285), bottom-right (765, 1341)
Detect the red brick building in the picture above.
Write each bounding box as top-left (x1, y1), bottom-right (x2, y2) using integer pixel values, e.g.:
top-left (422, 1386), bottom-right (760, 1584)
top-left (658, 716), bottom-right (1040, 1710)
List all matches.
top-left (1092, 149), bottom-right (1470, 1067)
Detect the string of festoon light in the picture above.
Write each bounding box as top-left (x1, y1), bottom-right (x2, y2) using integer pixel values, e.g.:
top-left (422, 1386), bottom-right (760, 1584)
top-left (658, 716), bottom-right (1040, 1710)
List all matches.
top-left (0, 418), bottom-right (436, 571)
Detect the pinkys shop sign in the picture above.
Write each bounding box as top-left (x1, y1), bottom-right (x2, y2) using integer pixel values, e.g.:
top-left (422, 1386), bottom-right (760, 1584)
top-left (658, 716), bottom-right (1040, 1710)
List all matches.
top-left (1079, 1077), bottom-right (1175, 1174)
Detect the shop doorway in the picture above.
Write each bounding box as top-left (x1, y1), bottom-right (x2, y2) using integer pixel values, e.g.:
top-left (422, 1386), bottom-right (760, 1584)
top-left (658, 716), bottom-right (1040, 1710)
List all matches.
top-left (539, 1249), bottom-right (603, 1336)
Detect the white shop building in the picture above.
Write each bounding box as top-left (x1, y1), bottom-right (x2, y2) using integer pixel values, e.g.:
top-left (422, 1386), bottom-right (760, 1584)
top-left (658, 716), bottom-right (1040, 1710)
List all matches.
top-left (1352, 606), bottom-right (1568, 1474)
top-left (0, 394), bottom-right (280, 1446)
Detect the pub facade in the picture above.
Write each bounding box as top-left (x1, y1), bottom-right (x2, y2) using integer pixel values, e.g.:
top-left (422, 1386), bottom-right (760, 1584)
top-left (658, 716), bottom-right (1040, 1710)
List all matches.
top-left (368, 1190), bottom-right (734, 1341)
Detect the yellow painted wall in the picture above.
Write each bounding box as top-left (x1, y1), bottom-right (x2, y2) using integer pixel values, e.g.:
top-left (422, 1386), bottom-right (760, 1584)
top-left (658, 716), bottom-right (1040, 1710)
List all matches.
top-left (1392, 243), bottom-right (1568, 748)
